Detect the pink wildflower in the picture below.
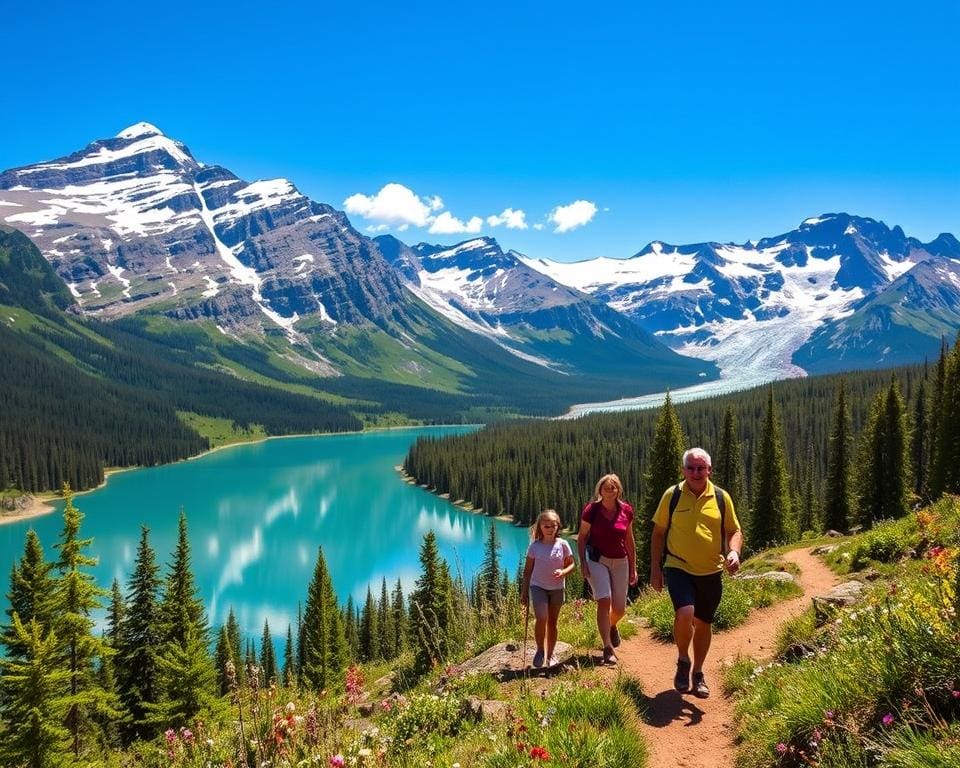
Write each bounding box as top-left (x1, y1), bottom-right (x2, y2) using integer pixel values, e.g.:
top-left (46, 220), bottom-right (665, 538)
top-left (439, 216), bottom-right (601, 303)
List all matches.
top-left (776, 742), bottom-right (788, 755)
top-left (952, 690), bottom-right (960, 699)
top-left (882, 713), bottom-right (895, 726)
top-left (329, 755), bottom-right (345, 768)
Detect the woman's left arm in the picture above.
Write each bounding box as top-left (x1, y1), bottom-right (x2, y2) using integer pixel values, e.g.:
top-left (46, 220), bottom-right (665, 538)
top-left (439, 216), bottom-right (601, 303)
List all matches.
top-left (625, 516), bottom-right (638, 586)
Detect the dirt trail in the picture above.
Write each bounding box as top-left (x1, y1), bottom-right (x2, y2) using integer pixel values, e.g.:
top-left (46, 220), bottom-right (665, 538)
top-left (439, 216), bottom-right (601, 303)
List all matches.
top-left (608, 549), bottom-right (839, 768)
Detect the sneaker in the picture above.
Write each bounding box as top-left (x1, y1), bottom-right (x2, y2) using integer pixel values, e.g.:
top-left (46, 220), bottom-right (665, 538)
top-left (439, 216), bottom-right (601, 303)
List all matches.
top-left (548, 655), bottom-right (560, 667)
top-left (674, 658), bottom-right (691, 692)
top-left (610, 624), bottom-right (621, 648)
top-left (692, 671), bottom-right (710, 698)
top-left (602, 647), bottom-right (618, 665)
top-left (532, 649), bottom-right (545, 668)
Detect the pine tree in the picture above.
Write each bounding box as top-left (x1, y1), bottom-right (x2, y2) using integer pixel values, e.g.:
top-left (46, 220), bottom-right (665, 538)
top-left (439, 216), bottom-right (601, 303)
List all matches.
top-left (52, 486), bottom-right (119, 758)
top-left (225, 607), bottom-right (244, 688)
top-left (409, 532), bottom-right (449, 673)
top-left (478, 523), bottom-right (502, 612)
top-left (714, 406), bottom-right (746, 529)
top-left (152, 512), bottom-right (216, 727)
top-left (930, 336), bottom-right (960, 497)
top-left (750, 389), bottom-right (793, 547)
top-left (143, 626), bottom-right (219, 730)
top-left (857, 378), bottom-right (910, 526)
top-left (378, 577), bottom-right (394, 660)
top-left (910, 381), bottom-right (928, 499)
top-left (282, 624), bottom-right (295, 688)
top-left (639, 394), bottom-right (686, 579)
top-left (359, 586), bottom-right (378, 662)
top-left (214, 625), bottom-right (233, 696)
top-left (0, 616), bottom-right (72, 768)
top-left (260, 620), bottom-right (277, 685)
top-left (116, 525), bottom-right (161, 740)
top-left (824, 381), bottom-right (854, 533)
top-left (391, 578), bottom-right (406, 659)
top-left (2, 529), bottom-right (54, 660)
top-left (343, 595), bottom-right (360, 661)
top-left (158, 510), bottom-right (206, 645)
top-left (927, 339), bottom-right (949, 496)
top-left (300, 547), bottom-right (347, 691)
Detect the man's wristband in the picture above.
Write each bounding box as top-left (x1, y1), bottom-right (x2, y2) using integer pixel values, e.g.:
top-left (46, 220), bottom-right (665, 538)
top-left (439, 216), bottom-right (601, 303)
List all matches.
top-left (729, 550), bottom-right (740, 558)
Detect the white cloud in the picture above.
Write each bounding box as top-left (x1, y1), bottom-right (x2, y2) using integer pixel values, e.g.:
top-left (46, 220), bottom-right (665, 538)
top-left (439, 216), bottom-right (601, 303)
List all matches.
top-left (533, 223), bottom-right (545, 231)
top-left (343, 183), bottom-right (435, 229)
top-left (548, 199), bottom-right (598, 233)
top-left (428, 212), bottom-right (483, 234)
top-left (486, 208), bottom-right (528, 230)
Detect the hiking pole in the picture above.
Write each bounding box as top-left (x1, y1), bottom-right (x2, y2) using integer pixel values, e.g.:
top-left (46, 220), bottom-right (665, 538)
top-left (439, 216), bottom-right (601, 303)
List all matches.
top-left (521, 598), bottom-right (531, 685)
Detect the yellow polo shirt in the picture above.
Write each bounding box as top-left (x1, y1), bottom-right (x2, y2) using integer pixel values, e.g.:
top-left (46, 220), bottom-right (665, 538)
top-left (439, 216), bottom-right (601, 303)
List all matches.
top-left (652, 480), bottom-right (740, 576)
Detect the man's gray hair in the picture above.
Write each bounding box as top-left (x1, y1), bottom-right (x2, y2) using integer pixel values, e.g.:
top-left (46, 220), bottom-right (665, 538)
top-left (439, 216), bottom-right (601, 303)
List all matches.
top-left (682, 447), bottom-right (711, 468)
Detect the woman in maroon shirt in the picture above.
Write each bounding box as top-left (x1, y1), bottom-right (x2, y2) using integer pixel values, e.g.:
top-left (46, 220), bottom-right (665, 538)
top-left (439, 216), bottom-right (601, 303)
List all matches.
top-left (576, 473), bottom-right (638, 664)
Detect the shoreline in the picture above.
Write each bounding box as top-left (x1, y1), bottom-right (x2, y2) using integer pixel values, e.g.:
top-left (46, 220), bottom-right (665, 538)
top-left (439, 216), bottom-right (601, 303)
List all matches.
top-left (0, 494), bottom-right (57, 527)
top-left (0, 423), bottom-right (477, 528)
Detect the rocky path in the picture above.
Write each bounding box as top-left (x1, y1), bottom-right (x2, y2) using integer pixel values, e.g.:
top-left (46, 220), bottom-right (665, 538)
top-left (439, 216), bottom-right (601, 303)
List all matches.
top-left (607, 549), bottom-right (839, 768)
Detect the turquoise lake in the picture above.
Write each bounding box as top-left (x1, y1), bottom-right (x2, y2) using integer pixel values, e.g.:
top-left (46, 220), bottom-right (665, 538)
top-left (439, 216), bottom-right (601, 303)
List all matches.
top-left (0, 427), bottom-right (531, 643)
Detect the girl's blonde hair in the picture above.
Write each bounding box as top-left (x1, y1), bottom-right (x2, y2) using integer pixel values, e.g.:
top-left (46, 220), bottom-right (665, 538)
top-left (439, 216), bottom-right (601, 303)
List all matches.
top-left (530, 508), bottom-right (562, 541)
top-left (593, 473), bottom-right (624, 502)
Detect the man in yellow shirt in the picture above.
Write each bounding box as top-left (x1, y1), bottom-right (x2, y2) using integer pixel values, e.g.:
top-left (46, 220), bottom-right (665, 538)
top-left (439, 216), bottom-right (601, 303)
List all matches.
top-left (650, 447), bottom-right (743, 698)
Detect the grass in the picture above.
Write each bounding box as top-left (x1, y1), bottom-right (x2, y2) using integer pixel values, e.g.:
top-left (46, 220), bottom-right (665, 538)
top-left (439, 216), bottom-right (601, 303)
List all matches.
top-left (730, 496), bottom-right (960, 768)
top-left (631, 570), bottom-right (803, 641)
top-left (176, 411), bottom-right (268, 447)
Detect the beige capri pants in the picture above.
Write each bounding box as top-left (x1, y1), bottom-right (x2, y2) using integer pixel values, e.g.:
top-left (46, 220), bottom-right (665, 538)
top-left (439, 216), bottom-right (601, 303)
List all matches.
top-left (586, 555), bottom-right (629, 613)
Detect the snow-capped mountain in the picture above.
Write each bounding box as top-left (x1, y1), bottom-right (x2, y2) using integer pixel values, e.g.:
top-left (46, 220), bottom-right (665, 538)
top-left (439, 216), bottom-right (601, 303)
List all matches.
top-left (0, 122), bottom-right (406, 344)
top-left (521, 214), bottom-right (960, 377)
top-left (0, 123), bottom-right (711, 397)
top-left (375, 234), bottom-right (713, 376)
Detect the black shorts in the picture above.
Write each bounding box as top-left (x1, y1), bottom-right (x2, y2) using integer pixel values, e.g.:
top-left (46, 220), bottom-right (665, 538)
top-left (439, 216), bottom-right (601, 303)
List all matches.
top-left (664, 568), bottom-right (723, 624)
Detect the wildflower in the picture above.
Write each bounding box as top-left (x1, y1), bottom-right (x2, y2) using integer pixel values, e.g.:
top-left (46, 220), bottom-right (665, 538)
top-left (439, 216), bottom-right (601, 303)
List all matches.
top-left (164, 728), bottom-right (177, 744)
top-left (776, 743), bottom-right (788, 755)
top-left (329, 755), bottom-right (345, 768)
top-left (952, 690), bottom-right (960, 699)
top-left (529, 745), bottom-right (550, 760)
top-left (179, 727), bottom-right (194, 745)
top-left (882, 713), bottom-right (895, 726)
top-left (516, 742), bottom-right (526, 753)
top-left (824, 710), bottom-right (835, 722)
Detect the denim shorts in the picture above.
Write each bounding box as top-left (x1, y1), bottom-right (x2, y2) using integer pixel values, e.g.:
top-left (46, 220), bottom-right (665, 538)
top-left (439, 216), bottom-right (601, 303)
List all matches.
top-left (664, 567), bottom-right (723, 624)
top-left (529, 585), bottom-right (565, 618)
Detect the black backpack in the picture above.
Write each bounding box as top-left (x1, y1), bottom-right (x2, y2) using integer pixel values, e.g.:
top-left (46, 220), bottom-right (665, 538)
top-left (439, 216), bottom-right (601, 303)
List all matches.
top-left (661, 483), bottom-right (728, 568)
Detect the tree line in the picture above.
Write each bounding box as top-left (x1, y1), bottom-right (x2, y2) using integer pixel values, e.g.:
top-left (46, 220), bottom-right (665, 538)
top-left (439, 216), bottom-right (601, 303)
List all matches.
top-left (405, 336), bottom-right (960, 577)
top-left (0, 488), bottom-right (518, 765)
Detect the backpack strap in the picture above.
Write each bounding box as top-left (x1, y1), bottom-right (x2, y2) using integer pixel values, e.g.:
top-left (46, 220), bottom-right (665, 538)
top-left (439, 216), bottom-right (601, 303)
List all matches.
top-left (661, 484), bottom-right (684, 567)
top-left (662, 483), bottom-right (729, 567)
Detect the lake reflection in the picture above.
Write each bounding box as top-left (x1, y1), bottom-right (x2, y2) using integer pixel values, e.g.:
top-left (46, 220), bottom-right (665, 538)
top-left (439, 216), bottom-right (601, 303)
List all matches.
top-left (0, 427), bottom-right (531, 643)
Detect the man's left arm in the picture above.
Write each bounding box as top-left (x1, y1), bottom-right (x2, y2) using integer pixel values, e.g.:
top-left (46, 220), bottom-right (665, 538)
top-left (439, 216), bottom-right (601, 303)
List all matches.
top-left (723, 491), bottom-right (744, 575)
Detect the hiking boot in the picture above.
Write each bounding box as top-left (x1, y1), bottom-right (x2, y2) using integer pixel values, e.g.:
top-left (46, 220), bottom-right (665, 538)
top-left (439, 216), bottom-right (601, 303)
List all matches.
top-left (610, 624), bottom-right (621, 648)
top-left (692, 671), bottom-right (710, 698)
top-left (602, 647), bottom-right (618, 665)
top-left (674, 658), bottom-right (691, 692)
top-left (548, 654), bottom-right (560, 667)
top-left (532, 649), bottom-right (545, 668)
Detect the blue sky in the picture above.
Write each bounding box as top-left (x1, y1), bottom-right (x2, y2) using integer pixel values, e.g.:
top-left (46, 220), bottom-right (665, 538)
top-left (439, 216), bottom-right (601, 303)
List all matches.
top-left (2, 1), bottom-right (957, 262)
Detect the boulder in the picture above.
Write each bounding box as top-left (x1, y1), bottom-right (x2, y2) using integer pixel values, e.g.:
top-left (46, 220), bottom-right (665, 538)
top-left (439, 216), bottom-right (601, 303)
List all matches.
top-left (810, 544), bottom-right (839, 555)
top-left (739, 571), bottom-right (796, 583)
top-left (457, 640), bottom-right (574, 679)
